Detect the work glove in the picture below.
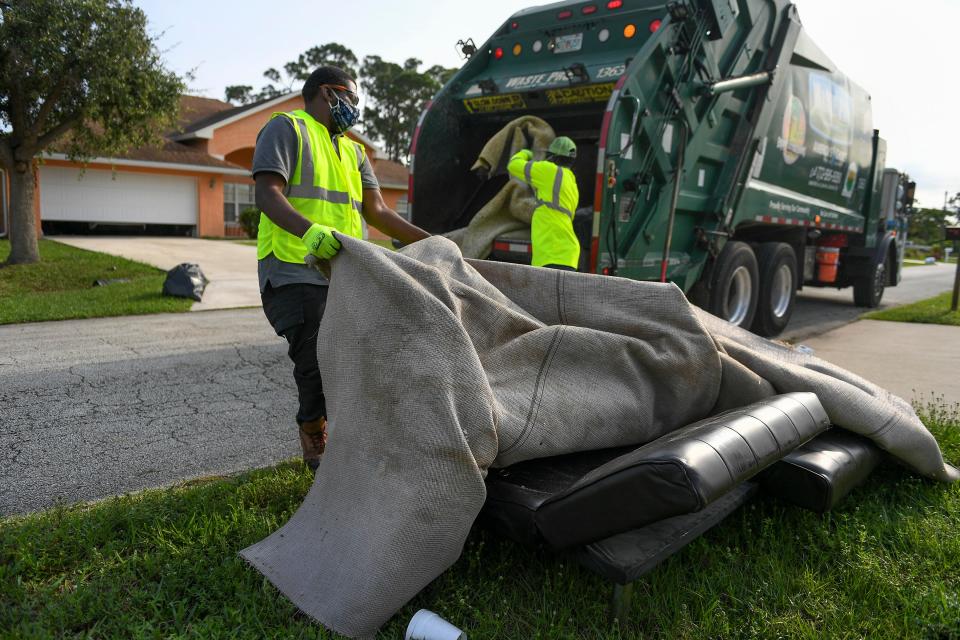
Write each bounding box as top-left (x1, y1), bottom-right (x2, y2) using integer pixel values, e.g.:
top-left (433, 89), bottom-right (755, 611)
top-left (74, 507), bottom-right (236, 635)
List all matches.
top-left (514, 148), bottom-right (533, 162)
top-left (301, 223), bottom-right (341, 260)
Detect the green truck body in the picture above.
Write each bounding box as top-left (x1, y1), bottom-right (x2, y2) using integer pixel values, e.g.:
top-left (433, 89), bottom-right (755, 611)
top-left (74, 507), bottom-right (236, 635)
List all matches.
top-left (409, 0), bottom-right (912, 335)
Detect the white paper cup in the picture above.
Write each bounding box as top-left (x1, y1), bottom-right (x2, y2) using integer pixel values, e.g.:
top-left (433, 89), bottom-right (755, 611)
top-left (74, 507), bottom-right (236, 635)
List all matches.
top-left (405, 609), bottom-right (467, 640)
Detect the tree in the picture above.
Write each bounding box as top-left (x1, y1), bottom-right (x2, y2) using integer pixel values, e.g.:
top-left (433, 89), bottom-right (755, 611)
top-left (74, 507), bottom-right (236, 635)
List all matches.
top-left (224, 85), bottom-right (255, 105)
top-left (425, 64), bottom-right (458, 86)
top-left (948, 192), bottom-right (960, 218)
top-left (224, 43), bottom-right (359, 105)
top-left (360, 57), bottom-right (447, 162)
top-left (221, 45), bottom-right (459, 160)
top-left (0, 0), bottom-right (183, 265)
top-left (284, 43), bottom-right (359, 83)
top-left (908, 208), bottom-right (949, 248)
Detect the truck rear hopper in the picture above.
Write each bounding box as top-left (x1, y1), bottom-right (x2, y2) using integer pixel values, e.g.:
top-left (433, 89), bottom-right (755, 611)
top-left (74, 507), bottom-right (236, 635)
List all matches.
top-left (410, 0), bottom-right (906, 336)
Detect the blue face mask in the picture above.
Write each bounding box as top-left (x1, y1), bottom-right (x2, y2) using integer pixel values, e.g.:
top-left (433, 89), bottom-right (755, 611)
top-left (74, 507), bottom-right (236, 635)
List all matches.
top-left (328, 93), bottom-right (360, 134)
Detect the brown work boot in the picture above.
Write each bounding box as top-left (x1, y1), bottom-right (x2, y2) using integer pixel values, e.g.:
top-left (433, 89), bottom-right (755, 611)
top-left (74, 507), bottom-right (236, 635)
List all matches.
top-left (298, 417), bottom-right (328, 472)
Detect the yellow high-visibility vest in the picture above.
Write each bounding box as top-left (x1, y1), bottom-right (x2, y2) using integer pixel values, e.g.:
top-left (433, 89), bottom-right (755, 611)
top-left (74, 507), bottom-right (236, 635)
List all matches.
top-left (507, 149), bottom-right (580, 269)
top-left (257, 109), bottom-right (365, 263)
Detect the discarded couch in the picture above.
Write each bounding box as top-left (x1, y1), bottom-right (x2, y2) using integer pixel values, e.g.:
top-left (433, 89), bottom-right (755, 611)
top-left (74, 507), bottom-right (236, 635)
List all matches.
top-left (240, 236), bottom-right (957, 639)
top-left (480, 408), bottom-right (886, 619)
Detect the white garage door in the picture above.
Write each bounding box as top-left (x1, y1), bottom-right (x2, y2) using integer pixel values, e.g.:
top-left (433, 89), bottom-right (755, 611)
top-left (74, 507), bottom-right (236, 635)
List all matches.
top-left (40, 166), bottom-right (198, 226)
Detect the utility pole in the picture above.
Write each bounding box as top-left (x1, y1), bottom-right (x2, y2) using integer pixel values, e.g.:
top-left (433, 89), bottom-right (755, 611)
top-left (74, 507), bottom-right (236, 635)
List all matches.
top-left (949, 194), bottom-right (960, 312)
top-left (950, 227), bottom-right (959, 312)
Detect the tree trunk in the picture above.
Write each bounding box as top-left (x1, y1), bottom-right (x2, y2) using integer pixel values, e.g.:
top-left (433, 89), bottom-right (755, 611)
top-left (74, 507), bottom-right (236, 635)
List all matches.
top-left (6, 165), bottom-right (41, 265)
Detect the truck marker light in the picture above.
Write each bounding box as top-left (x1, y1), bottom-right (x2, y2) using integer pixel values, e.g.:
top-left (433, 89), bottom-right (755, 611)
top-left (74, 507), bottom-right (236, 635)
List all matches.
top-left (494, 47), bottom-right (504, 59)
top-left (513, 43), bottom-right (522, 55)
top-left (649, 19), bottom-right (662, 32)
top-left (558, 10), bottom-right (573, 19)
top-left (607, 0), bottom-right (623, 9)
top-left (511, 21), bottom-right (519, 29)
top-left (624, 23), bottom-right (637, 38)
top-left (582, 4), bottom-right (598, 14)
top-left (598, 28), bottom-right (610, 42)
top-left (533, 39), bottom-right (543, 52)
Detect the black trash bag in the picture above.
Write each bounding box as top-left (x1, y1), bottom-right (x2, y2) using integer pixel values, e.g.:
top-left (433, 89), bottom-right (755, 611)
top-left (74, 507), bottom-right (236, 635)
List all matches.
top-left (162, 263), bottom-right (209, 302)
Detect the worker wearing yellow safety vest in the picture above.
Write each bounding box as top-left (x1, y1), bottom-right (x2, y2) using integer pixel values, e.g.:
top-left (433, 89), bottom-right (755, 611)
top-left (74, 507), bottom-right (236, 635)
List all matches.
top-left (253, 66), bottom-right (430, 472)
top-left (507, 136), bottom-right (581, 270)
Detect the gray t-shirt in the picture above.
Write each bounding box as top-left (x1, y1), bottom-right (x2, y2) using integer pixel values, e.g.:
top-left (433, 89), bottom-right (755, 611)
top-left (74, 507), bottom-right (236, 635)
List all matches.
top-left (252, 116), bottom-right (380, 292)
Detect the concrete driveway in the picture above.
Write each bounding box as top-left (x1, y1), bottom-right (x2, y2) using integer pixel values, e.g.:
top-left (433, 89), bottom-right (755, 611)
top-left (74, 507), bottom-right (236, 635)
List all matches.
top-left (54, 236), bottom-right (260, 310)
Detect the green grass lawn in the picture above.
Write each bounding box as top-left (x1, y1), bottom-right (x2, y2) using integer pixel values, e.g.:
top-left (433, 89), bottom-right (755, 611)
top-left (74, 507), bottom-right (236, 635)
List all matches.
top-left (864, 291), bottom-right (960, 327)
top-left (2, 402), bottom-right (958, 639)
top-left (904, 258), bottom-right (958, 267)
top-left (0, 239), bottom-right (193, 324)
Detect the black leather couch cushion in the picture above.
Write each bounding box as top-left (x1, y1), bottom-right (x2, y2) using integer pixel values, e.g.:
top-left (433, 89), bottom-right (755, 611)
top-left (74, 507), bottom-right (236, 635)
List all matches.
top-left (482, 393), bottom-right (830, 550)
top-left (483, 447), bottom-right (634, 546)
top-left (535, 392), bottom-right (829, 549)
top-left (759, 428), bottom-right (884, 512)
top-left (577, 482), bottom-right (758, 584)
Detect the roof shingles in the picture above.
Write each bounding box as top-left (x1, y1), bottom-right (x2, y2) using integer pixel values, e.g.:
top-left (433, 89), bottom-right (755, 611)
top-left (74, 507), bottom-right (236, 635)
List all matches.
top-left (175, 95), bottom-right (234, 132)
top-left (119, 140), bottom-right (246, 170)
top-left (174, 94), bottom-right (281, 136)
top-left (373, 159), bottom-right (409, 188)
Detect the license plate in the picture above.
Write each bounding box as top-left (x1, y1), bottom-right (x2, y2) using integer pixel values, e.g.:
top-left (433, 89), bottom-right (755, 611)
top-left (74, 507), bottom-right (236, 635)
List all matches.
top-left (553, 33), bottom-right (583, 54)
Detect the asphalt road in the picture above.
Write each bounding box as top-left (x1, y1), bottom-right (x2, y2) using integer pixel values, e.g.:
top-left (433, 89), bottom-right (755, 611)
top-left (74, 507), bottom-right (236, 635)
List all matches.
top-left (782, 262), bottom-right (957, 342)
top-left (0, 310), bottom-right (297, 516)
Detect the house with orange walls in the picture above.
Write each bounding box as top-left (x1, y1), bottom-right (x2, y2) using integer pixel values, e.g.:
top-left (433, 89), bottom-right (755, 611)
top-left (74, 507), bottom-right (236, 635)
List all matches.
top-left (10, 92), bottom-right (409, 240)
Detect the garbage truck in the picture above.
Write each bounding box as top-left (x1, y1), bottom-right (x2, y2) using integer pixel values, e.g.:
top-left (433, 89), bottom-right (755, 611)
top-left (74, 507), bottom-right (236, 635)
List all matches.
top-left (407, 0), bottom-right (916, 335)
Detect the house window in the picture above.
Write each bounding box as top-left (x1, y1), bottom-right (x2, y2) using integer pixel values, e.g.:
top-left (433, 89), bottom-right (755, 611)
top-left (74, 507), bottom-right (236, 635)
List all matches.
top-left (224, 182), bottom-right (256, 223)
top-left (395, 195), bottom-right (409, 220)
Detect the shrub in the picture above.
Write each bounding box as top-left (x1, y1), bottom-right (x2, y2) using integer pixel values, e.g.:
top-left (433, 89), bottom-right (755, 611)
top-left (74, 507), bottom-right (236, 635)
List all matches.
top-left (904, 247), bottom-right (928, 260)
top-left (239, 207), bottom-right (260, 239)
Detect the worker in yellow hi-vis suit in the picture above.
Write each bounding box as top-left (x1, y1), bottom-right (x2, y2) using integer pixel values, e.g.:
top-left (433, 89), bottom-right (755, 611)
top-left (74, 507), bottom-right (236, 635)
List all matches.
top-left (507, 136), bottom-right (581, 270)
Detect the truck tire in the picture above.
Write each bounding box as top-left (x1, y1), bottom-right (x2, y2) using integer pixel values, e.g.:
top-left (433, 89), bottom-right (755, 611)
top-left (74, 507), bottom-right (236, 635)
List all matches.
top-left (707, 241), bottom-right (759, 329)
top-left (750, 242), bottom-right (798, 337)
top-left (853, 258), bottom-right (886, 308)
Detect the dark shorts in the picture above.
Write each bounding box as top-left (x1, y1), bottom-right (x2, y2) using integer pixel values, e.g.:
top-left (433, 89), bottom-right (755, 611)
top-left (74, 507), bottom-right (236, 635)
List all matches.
top-left (261, 283), bottom-right (329, 424)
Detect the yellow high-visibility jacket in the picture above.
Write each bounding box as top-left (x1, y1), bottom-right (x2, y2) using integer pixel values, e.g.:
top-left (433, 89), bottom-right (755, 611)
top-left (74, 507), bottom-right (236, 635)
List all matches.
top-left (507, 149), bottom-right (580, 269)
top-left (257, 109), bottom-right (365, 263)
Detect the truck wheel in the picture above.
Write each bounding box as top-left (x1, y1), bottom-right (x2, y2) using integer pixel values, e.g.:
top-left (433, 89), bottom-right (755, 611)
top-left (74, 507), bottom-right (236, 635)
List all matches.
top-left (853, 259), bottom-right (886, 307)
top-left (708, 241), bottom-right (759, 329)
top-left (750, 242), bottom-right (797, 337)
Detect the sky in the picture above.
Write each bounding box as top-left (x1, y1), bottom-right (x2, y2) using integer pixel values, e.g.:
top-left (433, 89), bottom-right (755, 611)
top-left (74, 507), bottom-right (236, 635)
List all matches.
top-left (136, 0), bottom-right (960, 208)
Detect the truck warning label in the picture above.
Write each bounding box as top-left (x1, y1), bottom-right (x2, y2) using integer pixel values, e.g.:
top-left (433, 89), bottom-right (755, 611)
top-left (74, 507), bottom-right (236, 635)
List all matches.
top-left (546, 83), bottom-right (615, 106)
top-left (463, 93), bottom-right (527, 113)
